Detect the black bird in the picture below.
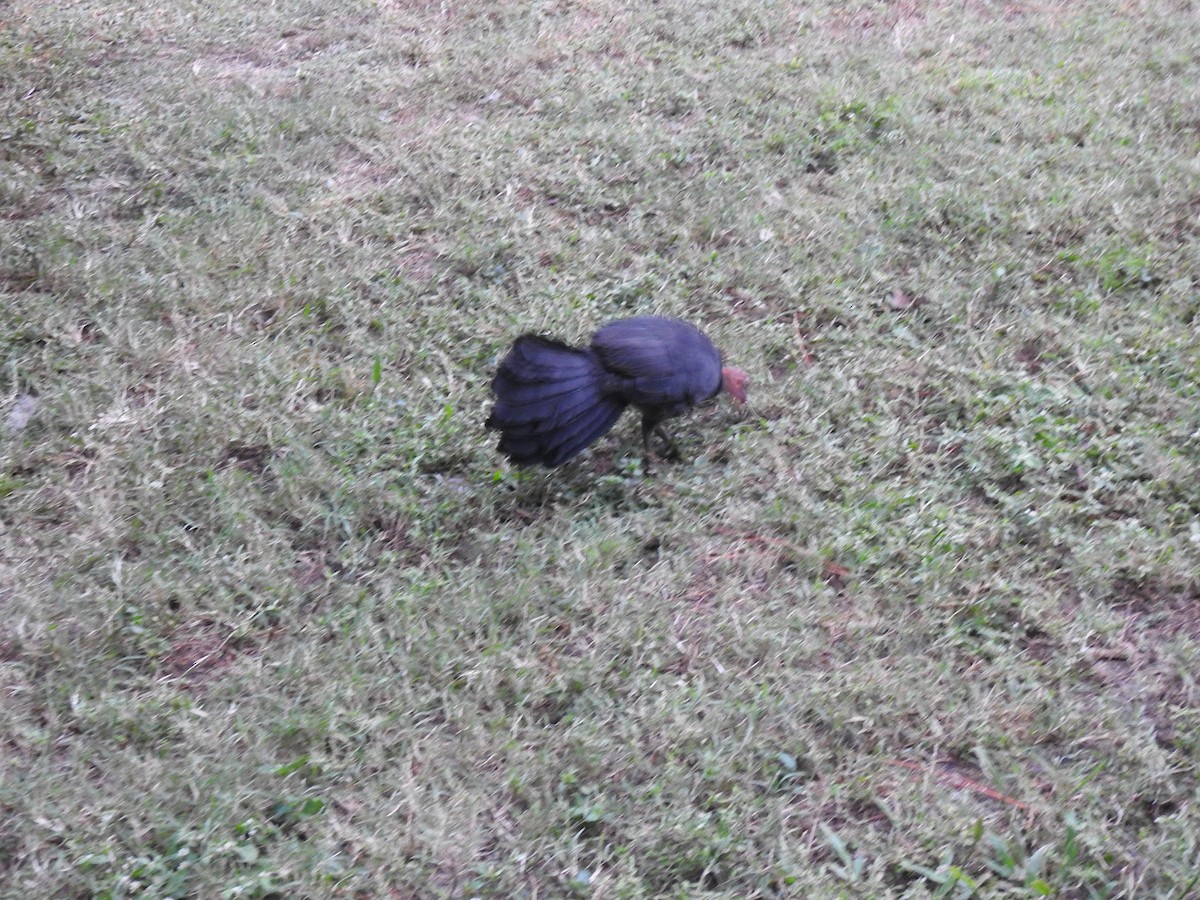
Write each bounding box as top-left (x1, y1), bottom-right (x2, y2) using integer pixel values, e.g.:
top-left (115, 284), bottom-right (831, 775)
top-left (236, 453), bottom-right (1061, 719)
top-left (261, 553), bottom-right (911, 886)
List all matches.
top-left (485, 316), bottom-right (748, 467)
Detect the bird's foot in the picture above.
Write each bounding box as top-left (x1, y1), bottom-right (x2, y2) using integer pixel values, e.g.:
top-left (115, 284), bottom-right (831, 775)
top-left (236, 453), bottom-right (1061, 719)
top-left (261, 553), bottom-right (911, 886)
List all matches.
top-left (654, 426), bottom-right (682, 462)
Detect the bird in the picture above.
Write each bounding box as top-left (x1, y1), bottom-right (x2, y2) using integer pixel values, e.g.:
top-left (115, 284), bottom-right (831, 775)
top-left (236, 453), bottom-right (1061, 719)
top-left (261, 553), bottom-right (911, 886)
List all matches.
top-left (485, 315), bottom-right (748, 467)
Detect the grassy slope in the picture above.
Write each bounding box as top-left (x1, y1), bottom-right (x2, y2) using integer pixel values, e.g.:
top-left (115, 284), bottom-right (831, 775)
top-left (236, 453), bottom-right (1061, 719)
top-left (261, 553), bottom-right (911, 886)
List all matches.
top-left (2, 0), bottom-right (1199, 896)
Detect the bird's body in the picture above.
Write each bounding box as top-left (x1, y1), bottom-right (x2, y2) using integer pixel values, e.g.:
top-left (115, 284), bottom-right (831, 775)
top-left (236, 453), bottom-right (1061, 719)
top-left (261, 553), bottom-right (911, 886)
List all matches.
top-left (485, 316), bottom-right (747, 467)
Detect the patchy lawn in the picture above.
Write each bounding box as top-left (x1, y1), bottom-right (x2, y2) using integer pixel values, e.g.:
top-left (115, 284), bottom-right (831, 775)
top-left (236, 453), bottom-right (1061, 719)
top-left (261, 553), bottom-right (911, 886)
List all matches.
top-left (2, 0), bottom-right (1199, 896)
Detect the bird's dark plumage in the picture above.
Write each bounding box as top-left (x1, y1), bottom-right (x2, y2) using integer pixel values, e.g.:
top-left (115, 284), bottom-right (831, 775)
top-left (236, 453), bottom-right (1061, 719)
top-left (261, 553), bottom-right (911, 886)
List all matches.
top-left (485, 316), bottom-right (747, 467)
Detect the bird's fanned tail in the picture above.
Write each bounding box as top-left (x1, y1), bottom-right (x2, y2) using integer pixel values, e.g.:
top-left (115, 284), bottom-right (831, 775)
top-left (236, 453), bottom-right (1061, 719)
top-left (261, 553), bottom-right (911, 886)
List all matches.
top-left (485, 335), bottom-right (626, 467)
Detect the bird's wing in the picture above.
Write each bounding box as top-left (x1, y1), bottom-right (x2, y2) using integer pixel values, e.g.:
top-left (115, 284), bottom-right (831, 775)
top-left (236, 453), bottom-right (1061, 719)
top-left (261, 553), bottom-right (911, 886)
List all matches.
top-left (592, 317), bottom-right (722, 405)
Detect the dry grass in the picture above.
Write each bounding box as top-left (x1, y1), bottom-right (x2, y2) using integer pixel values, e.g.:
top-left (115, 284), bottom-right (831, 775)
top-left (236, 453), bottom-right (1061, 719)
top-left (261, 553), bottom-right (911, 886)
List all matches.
top-left (2, 0), bottom-right (1199, 896)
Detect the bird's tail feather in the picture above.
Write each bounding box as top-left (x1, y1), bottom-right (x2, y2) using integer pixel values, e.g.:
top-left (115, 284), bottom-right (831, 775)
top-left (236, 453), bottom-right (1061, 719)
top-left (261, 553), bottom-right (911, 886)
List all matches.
top-left (487, 370), bottom-right (598, 423)
top-left (546, 396), bottom-right (625, 466)
top-left (486, 335), bottom-right (626, 467)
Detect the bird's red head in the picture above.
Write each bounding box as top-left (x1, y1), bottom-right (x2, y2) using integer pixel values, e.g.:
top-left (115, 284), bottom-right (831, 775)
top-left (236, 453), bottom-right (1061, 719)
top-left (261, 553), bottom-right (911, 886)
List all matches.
top-left (721, 366), bottom-right (748, 405)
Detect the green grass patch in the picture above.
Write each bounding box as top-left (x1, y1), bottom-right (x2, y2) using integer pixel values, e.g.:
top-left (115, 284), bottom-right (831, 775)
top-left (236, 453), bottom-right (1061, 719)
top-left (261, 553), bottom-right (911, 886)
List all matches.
top-left (3, 0), bottom-right (1200, 896)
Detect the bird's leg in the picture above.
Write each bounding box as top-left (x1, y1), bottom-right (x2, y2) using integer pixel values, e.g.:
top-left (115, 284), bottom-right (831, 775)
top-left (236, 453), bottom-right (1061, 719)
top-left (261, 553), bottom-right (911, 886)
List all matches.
top-left (640, 417), bottom-right (656, 470)
top-left (639, 415), bottom-right (679, 471)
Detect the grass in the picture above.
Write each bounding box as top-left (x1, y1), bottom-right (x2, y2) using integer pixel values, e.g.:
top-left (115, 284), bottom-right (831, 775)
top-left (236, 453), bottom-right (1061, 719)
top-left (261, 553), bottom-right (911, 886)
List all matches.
top-left (2, 0), bottom-right (1199, 896)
